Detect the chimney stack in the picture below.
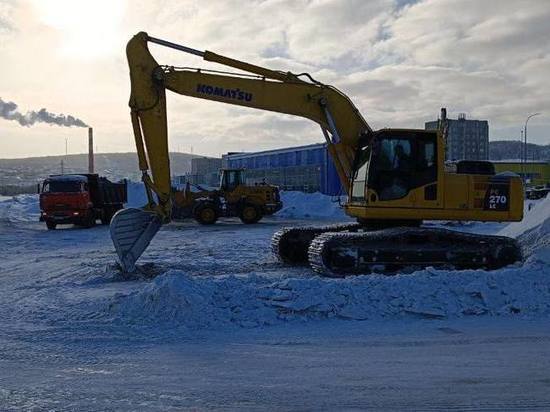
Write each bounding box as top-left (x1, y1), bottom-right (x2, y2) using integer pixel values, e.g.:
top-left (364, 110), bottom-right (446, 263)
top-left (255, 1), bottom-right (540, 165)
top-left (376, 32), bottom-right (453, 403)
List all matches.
top-left (88, 127), bottom-right (94, 174)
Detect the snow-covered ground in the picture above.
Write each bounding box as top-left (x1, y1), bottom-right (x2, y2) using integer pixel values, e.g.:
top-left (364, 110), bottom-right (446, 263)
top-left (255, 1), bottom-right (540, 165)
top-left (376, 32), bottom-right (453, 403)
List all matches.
top-left (0, 191), bottom-right (549, 410)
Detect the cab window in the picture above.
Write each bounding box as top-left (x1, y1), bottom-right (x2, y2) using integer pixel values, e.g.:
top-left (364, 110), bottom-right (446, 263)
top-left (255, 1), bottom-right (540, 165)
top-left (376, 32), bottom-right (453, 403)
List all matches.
top-left (369, 134), bottom-right (437, 201)
top-left (351, 146), bottom-right (370, 201)
top-left (371, 138), bottom-right (413, 201)
top-left (42, 180), bottom-right (81, 193)
top-left (417, 140), bottom-right (435, 169)
top-left (377, 139), bottom-right (413, 172)
top-left (223, 170), bottom-right (244, 190)
top-left (414, 139), bottom-right (437, 188)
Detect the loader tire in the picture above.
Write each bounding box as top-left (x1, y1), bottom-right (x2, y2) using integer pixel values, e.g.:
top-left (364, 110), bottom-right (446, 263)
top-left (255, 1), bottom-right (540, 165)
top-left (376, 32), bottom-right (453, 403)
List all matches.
top-left (239, 204), bottom-right (262, 224)
top-left (46, 221), bottom-right (56, 230)
top-left (194, 203), bottom-right (218, 225)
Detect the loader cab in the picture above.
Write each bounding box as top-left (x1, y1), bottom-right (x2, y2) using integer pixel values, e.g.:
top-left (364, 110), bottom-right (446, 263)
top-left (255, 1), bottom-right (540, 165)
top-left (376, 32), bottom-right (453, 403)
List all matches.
top-left (351, 129), bottom-right (439, 203)
top-left (220, 169), bottom-right (245, 192)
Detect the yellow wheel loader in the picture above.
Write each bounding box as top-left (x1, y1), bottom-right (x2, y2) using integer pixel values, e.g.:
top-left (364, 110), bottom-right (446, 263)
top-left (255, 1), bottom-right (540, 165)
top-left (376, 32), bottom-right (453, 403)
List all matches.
top-left (172, 168), bottom-right (282, 225)
top-left (110, 32), bottom-right (523, 274)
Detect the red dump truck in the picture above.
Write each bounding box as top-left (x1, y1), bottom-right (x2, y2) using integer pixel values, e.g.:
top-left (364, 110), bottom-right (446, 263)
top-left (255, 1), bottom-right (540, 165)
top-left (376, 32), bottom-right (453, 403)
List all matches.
top-left (39, 174), bottom-right (127, 230)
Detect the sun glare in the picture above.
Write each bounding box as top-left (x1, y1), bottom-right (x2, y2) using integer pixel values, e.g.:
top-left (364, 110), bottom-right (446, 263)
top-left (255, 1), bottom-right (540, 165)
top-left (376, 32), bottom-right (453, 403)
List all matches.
top-left (31, 0), bottom-right (127, 59)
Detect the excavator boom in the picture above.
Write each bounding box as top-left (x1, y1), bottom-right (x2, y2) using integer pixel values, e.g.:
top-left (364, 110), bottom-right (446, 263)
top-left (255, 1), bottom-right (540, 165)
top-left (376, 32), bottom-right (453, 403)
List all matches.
top-left (111, 32), bottom-right (371, 271)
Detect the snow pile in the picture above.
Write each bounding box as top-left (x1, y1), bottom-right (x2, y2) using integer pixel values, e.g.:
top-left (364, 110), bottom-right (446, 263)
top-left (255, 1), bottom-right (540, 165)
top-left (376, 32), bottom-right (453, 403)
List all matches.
top-left (500, 195), bottom-right (550, 238)
top-left (0, 194), bottom-right (40, 223)
top-left (277, 191), bottom-right (348, 220)
top-left (107, 256), bottom-right (550, 329)
top-left (499, 195), bottom-right (550, 259)
top-left (126, 181), bottom-right (149, 208)
top-left (517, 217), bottom-right (550, 261)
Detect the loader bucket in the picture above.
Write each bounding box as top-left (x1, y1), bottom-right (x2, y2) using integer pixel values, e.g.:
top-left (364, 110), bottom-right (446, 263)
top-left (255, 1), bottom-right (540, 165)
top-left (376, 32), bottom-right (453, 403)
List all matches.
top-left (110, 208), bottom-right (162, 272)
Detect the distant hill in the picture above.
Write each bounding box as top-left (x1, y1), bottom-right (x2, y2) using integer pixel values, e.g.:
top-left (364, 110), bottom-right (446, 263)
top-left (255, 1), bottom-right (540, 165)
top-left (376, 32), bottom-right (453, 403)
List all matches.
top-left (0, 152), bottom-right (200, 187)
top-left (490, 140), bottom-right (550, 161)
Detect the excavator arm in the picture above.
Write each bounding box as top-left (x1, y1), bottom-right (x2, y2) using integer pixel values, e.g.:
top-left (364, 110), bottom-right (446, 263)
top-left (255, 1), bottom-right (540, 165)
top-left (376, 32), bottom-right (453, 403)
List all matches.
top-left (111, 32), bottom-right (372, 272)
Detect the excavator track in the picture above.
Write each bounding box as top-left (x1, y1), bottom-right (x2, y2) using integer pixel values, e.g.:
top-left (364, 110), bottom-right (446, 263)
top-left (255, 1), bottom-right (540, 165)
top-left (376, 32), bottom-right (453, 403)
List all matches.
top-left (308, 227), bottom-right (522, 277)
top-left (271, 223), bottom-right (362, 264)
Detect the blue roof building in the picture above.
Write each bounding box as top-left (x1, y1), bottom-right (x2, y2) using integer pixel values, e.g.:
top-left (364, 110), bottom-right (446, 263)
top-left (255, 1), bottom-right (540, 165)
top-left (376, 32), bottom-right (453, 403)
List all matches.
top-left (223, 143), bottom-right (343, 195)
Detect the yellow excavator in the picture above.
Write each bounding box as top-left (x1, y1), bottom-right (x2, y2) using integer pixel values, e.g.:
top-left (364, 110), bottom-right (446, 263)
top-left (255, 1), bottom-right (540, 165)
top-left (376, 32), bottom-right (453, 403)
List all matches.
top-left (110, 32), bottom-right (524, 274)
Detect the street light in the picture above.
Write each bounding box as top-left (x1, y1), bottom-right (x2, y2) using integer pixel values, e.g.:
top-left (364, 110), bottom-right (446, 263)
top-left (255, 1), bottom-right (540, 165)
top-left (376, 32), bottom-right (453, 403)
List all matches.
top-left (523, 112), bottom-right (541, 183)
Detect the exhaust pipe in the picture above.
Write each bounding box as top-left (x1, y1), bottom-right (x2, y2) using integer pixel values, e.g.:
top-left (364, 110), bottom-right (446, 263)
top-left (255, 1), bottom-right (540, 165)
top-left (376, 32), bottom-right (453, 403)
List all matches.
top-left (88, 127), bottom-right (94, 174)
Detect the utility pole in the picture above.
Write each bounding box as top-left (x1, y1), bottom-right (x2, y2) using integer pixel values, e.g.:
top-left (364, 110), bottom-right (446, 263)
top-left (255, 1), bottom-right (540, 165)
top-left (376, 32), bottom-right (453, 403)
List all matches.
top-left (524, 112), bottom-right (541, 184)
top-left (60, 159), bottom-right (64, 175)
top-left (520, 129), bottom-right (524, 179)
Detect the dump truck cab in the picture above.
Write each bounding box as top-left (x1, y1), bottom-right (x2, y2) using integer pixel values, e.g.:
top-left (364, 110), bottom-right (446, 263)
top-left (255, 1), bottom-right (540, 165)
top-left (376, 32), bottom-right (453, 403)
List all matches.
top-left (39, 174), bottom-right (127, 230)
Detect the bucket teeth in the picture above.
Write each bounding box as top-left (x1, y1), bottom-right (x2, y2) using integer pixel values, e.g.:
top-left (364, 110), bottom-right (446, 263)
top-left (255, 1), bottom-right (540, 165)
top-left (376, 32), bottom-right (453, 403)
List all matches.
top-left (109, 208), bottom-right (162, 272)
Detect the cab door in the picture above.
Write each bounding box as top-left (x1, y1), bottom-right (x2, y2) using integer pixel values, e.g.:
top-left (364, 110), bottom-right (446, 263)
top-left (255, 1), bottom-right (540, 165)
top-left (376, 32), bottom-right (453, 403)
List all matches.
top-left (221, 170), bottom-right (245, 193)
top-left (365, 130), bottom-right (440, 208)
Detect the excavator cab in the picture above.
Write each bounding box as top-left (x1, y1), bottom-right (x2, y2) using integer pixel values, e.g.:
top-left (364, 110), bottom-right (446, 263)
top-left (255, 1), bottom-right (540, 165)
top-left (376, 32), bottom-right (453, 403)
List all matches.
top-left (220, 169), bottom-right (245, 192)
top-left (351, 129), bottom-right (438, 207)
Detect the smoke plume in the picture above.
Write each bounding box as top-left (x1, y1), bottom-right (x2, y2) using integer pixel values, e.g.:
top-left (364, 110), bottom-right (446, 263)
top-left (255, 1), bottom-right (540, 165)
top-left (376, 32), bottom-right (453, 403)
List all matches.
top-left (0, 97), bottom-right (88, 128)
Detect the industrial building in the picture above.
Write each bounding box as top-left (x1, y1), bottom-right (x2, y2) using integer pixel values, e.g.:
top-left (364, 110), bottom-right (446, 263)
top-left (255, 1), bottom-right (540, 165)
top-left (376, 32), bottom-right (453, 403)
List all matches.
top-left (191, 156), bottom-right (222, 186)
top-left (223, 143), bottom-right (343, 195)
top-left (493, 160), bottom-right (550, 187)
top-left (173, 156), bottom-right (222, 187)
top-left (425, 110), bottom-right (489, 161)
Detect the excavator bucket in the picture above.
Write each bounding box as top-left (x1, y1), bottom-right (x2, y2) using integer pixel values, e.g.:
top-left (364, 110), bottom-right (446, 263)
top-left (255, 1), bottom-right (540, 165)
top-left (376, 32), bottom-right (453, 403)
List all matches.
top-left (109, 208), bottom-right (162, 272)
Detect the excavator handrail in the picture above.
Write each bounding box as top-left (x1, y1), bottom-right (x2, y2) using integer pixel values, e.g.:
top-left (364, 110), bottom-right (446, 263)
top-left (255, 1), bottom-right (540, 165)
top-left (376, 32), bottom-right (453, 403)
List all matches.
top-left (161, 65), bottom-right (268, 81)
top-left (147, 35), bottom-right (205, 57)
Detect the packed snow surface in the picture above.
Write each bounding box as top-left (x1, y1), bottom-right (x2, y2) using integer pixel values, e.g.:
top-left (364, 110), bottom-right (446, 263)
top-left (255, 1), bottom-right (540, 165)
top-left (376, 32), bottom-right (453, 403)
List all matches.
top-left (0, 193), bottom-right (40, 223)
top-left (1, 189), bottom-right (550, 409)
top-left (278, 191), bottom-right (349, 219)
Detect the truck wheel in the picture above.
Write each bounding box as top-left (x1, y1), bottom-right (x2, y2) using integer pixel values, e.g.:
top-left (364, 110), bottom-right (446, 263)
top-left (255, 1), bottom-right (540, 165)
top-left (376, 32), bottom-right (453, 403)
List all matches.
top-left (194, 203), bottom-right (218, 225)
top-left (101, 209), bottom-right (112, 225)
top-left (239, 204), bottom-right (262, 224)
top-left (84, 213), bottom-right (96, 228)
top-left (46, 221), bottom-right (56, 230)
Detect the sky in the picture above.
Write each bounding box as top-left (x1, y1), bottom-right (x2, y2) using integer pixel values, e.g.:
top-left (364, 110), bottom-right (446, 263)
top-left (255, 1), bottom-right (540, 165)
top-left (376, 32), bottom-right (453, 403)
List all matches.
top-left (0, 0), bottom-right (549, 158)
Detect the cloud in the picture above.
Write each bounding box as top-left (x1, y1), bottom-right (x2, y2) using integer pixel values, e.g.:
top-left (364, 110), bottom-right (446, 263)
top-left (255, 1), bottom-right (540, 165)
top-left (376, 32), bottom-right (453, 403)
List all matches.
top-left (0, 0), bottom-right (549, 159)
top-left (0, 0), bottom-right (16, 36)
